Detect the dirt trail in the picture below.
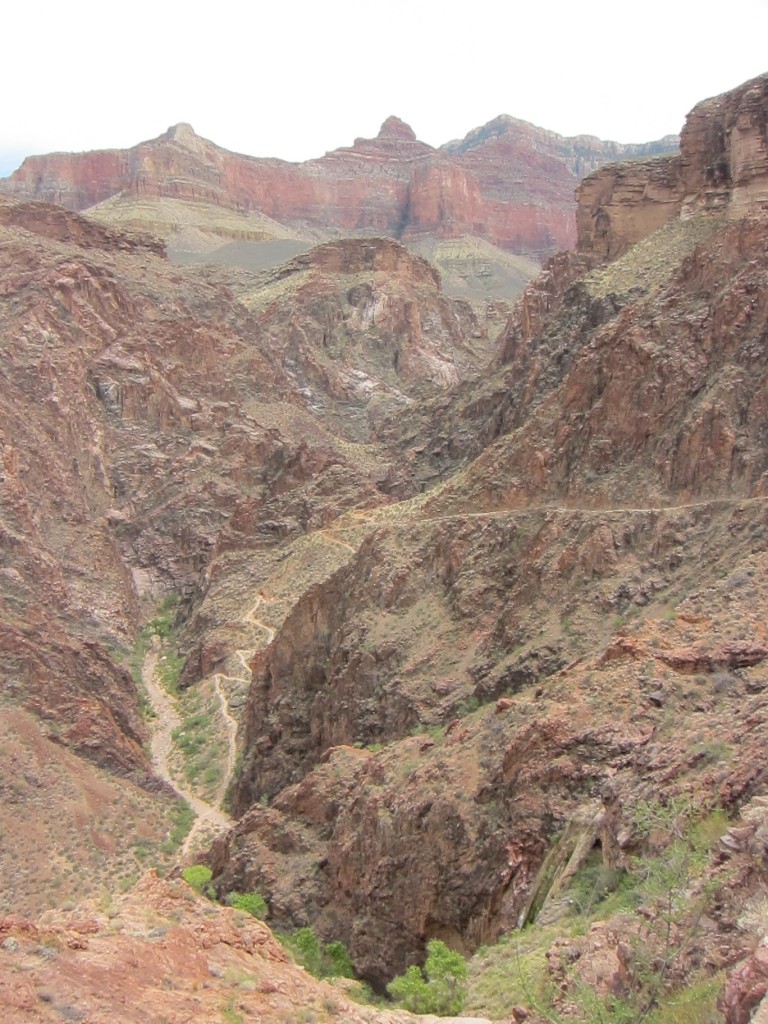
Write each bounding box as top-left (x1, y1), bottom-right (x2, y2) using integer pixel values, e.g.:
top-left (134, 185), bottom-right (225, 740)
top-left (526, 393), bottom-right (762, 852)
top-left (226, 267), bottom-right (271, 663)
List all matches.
top-left (212, 674), bottom-right (239, 809)
top-left (344, 493), bottom-right (768, 531)
top-left (142, 641), bottom-right (233, 858)
top-left (142, 592), bottom-right (288, 859)
top-left (143, 493), bottom-right (767, 857)
top-left (315, 528), bottom-right (357, 554)
top-left (242, 594), bottom-right (276, 643)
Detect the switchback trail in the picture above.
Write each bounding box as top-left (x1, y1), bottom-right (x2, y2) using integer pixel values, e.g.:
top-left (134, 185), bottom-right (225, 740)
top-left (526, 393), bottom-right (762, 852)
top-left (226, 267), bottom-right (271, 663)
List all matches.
top-left (144, 492), bottom-right (767, 856)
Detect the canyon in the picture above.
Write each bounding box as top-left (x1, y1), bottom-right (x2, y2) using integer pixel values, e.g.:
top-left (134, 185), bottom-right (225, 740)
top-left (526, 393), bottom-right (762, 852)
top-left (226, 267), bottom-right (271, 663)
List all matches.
top-left (0, 113), bottom-right (677, 310)
top-left (1, 72), bottom-right (768, 1023)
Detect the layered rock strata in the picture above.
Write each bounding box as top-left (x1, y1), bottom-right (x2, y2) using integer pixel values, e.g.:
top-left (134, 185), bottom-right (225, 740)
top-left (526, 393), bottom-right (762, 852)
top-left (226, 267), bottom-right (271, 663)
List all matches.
top-left (577, 71), bottom-right (768, 260)
top-left (1, 117), bottom-right (677, 260)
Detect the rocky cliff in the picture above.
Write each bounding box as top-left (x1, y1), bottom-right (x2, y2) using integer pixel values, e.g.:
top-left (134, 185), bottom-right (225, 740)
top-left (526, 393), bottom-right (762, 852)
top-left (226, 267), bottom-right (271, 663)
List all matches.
top-left (198, 72), bottom-right (768, 1006)
top-left (0, 116), bottom-right (677, 261)
top-left (577, 71), bottom-right (768, 260)
top-left (0, 196), bottom-right (491, 916)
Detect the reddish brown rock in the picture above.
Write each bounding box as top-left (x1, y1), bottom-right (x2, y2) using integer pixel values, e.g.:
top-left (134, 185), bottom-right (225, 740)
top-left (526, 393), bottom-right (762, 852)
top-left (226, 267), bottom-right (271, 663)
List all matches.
top-left (576, 155), bottom-right (682, 260)
top-left (0, 116), bottom-right (676, 260)
top-left (0, 198), bottom-right (487, 791)
top-left (722, 942), bottom-right (768, 1024)
top-left (4, 72), bottom-right (768, 1022)
top-left (576, 71), bottom-right (768, 261)
top-left (0, 872), bottom-right (417, 1024)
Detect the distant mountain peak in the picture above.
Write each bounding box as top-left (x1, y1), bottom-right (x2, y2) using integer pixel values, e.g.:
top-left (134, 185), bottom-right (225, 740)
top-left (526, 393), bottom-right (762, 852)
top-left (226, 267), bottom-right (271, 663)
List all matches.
top-left (162, 123), bottom-right (200, 148)
top-left (377, 116), bottom-right (417, 142)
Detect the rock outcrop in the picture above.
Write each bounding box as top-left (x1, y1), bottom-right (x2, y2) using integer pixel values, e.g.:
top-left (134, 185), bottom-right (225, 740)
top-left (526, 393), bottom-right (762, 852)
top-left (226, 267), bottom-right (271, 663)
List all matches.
top-left (577, 71), bottom-right (768, 260)
top-left (0, 871), bottom-right (427, 1024)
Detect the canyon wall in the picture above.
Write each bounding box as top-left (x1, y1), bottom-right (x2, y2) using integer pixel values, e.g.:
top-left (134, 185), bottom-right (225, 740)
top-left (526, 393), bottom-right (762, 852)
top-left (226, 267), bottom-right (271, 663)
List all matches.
top-left (577, 71), bottom-right (768, 260)
top-left (0, 117), bottom-right (677, 261)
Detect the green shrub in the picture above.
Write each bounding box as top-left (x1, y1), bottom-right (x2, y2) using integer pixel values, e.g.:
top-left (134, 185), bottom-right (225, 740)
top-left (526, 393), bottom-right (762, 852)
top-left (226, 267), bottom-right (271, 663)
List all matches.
top-left (388, 965), bottom-right (433, 1013)
top-left (293, 927), bottom-right (323, 976)
top-left (324, 940), bottom-right (355, 978)
top-left (182, 864), bottom-right (213, 895)
top-left (226, 891), bottom-right (269, 920)
top-left (281, 927), bottom-right (355, 979)
top-left (388, 939), bottom-right (467, 1015)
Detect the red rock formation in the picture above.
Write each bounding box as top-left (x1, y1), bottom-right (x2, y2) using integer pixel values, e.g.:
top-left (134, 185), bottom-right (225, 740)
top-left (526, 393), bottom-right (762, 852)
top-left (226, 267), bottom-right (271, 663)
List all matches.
top-left (0, 872), bottom-right (411, 1024)
top-left (6, 71), bottom-right (768, 1021)
top-left (0, 199), bottom-right (487, 784)
top-left (577, 71), bottom-right (768, 260)
top-left (576, 155), bottom-right (682, 260)
top-left (0, 116), bottom-right (677, 260)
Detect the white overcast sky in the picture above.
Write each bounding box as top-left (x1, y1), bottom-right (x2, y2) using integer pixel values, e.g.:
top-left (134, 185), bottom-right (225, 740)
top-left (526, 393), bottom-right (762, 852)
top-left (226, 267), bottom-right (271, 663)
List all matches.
top-left (3, 0), bottom-right (768, 176)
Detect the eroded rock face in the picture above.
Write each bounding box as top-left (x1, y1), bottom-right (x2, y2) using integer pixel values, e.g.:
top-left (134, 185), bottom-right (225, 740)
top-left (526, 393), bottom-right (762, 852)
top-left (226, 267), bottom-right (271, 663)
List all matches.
top-left (0, 200), bottom-right (490, 785)
top-left (576, 71), bottom-right (768, 260)
top-left (5, 71), bottom-right (768, 1018)
top-left (216, 527), bottom-right (768, 984)
top-left (680, 73), bottom-right (768, 217)
top-left (576, 155), bottom-right (682, 260)
top-left (0, 117), bottom-right (676, 260)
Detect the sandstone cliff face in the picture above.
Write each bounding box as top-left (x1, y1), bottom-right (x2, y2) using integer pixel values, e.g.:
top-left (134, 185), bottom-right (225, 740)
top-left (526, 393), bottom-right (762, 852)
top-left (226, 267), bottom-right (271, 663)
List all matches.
top-left (680, 72), bottom-right (768, 217)
top-left (387, 208), bottom-right (768, 503)
top-left (576, 71), bottom-right (768, 260)
top-left (575, 154), bottom-right (682, 260)
top-left (0, 117), bottom-right (677, 261)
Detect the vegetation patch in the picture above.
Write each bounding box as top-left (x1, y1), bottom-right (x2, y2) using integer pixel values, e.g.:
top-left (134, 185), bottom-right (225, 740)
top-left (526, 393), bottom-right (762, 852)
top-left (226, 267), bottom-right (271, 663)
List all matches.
top-left (170, 683), bottom-right (226, 800)
top-left (388, 939), bottom-right (468, 1016)
top-left (226, 891), bottom-right (269, 920)
top-left (465, 800), bottom-right (731, 1023)
top-left (182, 864), bottom-right (214, 896)
top-left (279, 927), bottom-right (355, 980)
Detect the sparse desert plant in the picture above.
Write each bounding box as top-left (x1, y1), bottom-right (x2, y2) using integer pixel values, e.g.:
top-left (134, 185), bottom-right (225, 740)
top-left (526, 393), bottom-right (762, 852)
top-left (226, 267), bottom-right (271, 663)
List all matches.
top-left (162, 800), bottom-right (195, 855)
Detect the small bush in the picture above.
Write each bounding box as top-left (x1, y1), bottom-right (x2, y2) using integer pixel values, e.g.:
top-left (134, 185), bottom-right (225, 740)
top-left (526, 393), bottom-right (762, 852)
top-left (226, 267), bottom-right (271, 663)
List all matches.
top-left (281, 927), bottom-right (355, 979)
top-left (226, 891), bottom-right (268, 920)
top-left (388, 939), bottom-right (467, 1015)
top-left (388, 964), bottom-right (433, 1014)
top-left (293, 927), bottom-right (323, 976)
top-left (324, 940), bottom-right (355, 979)
top-left (182, 864), bottom-right (213, 895)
